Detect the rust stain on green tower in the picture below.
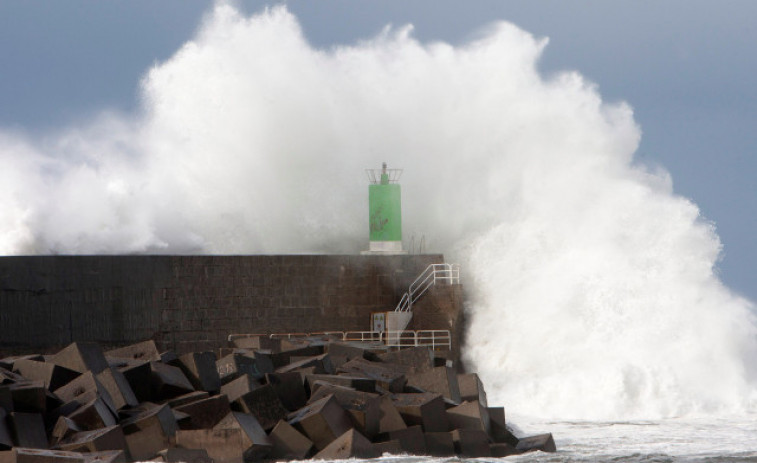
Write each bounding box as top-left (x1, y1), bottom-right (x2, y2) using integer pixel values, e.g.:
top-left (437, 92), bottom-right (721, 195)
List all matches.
top-left (364, 162), bottom-right (405, 254)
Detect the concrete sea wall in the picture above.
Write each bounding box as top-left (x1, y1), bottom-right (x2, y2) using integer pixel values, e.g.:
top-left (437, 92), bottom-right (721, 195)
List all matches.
top-left (0, 255), bottom-right (460, 355)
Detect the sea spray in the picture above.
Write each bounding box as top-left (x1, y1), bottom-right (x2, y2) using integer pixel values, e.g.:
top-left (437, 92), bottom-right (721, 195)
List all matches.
top-left (0, 4), bottom-right (755, 420)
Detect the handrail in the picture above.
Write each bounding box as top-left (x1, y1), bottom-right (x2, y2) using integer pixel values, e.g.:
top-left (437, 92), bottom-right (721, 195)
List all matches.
top-left (309, 331), bottom-right (345, 339)
top-left (228, 329), bottom-right (452, 350)
top-left (383, 330), bottom-right (451, 350)
top-left (383, 330), bottom-right (417, 348)
top-left (227, 333), bottom-right (267, 342)
top-left (395, 263), bottom-right (459, 312)
top-left (344, 331), bottom-right (383, 342)
top-left (415, 330), bottom-right (452, 350)
top-left (269, 332), bottom-right (308, 340)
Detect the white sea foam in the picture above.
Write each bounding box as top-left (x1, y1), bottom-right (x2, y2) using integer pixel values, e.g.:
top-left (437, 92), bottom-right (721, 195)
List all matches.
top-left (1, 4), bottom-right (755, 420)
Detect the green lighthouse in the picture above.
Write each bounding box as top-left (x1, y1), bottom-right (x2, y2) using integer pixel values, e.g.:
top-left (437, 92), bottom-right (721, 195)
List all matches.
top-left (364, 162), bottom-right (406, 254)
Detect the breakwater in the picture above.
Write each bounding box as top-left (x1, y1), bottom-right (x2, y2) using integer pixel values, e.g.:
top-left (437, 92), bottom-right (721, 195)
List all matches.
top-left (0, 255), bottom-right (461, 357)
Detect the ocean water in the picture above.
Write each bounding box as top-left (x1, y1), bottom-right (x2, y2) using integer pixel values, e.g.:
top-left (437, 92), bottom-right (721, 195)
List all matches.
top-left (517, 416), bottom-right (757, 462)
top-left (295, 416), bottom-right (757, 462)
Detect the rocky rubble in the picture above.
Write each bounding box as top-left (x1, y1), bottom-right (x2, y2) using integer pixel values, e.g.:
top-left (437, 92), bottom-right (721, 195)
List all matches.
top-left (0, 339), bottom-right (555, 462)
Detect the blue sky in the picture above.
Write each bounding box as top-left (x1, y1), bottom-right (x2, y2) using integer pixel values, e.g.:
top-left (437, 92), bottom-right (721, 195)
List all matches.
top-left (1, 1), bottom-right (755, 301)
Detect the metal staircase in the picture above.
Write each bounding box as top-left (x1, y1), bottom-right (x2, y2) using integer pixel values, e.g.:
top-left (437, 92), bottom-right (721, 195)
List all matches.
top-left (395, 263), bottom-right (460, 312)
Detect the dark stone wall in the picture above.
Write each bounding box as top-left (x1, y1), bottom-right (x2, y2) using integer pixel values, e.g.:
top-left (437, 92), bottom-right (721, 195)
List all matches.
top-left (407, 284), bottom-right (465, 365)
top-left (0, 254), bottom-right (450, 354)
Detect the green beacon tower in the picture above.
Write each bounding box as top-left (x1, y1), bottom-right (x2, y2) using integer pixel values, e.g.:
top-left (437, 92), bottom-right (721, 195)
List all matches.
top-left (364, 162), bottom-right (406, 255)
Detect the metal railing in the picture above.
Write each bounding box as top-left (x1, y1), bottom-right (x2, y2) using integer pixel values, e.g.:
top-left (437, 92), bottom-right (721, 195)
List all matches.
top-left (415, 330), bottom-right (452, 350)
top-left (383, 330), bottom-right (452, 350)
top-left (395, 263), bottom-right (460, 312)
top-left (344, 331), bottom-right (383, 342)
top-left (227, 329), bottom-right (452, 350)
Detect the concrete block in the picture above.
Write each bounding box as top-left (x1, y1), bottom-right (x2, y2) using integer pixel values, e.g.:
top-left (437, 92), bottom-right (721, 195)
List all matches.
top-left (515, 433), bottom-right (556, 453)
top-left (229, 385), bottom-right (288, 431)
top-left (490, 443), bottom-right (519, 457)
top-left (67, 397), bottom-right (118, 431)
top-left (0, 410), bottom-right (13, 450)
top-left (308, 384), bottom-right (380, 439)
top-left (487, 406), bottom-right (517, 445)
top-left (55, 426), bottom-right (128, 455)
top-left (220, 375), bottom-right (260, 403)
top-left (49, 400), bottom-right (87, 431)
top-left (389, 392), bottom-right (449, 432)
top-left (327, 354), bottom-right (349, 371)
top-left (216, 353), bottom-right (264, 384)
top-left (216, 348), bottom-right (236, 359)
top-left (457, 373), bottom-right (488, 407)
top-left (149, 362), bottom-right (194, 400)
top-left (174, 395), bottom-right (231, 430)
top-left (305, 374), bottom-right (375, 393)
top-left (50, 417), bottom-right (82, 447)
top-left (117, 361), bottom-right (151, 403)
top-left (377, 347), bottom-right (434, 372)
top-left (105, 341), bottom-right (161, 363)
top-left (0, 448), bottom-right (84, 463)
top-left (378, 425), bottom-right (426, 456)
top-left (280, 338), bottom-right (326, 353)
top-left (446, 400), bottom-right (490, 434)
top-left (157, 448), bottom-right (212, 463)
top-left (95, 368), bottom-right (138, 411)
top-left (424, 432), bottom-right (455, 457)
top-left (7, 381), bottom-right (48, 413)
top-left (80, 450), bottom-right (126, 463)
top-left (406, 366), bottom-right (461, 404)
top-left (231, 336), bottom-right (280, 353)
top-left (159, 351), bottom-right (178, 364)
top-left (104, 358), bottom-right (130, 371)
top-left (269, 346), bottom-right (323, 370)
top-left (120, 404), bottom-right (177, 461)
top-left (267, 420), bottom-right (313, 460)
top-left (214, 412), bottom-right (272, 461)
top-left (264, 372), bottom-right (307, 412)
top-left (54, 372), bottom-right (117, 416)
top-left (337, 358), bottom-right (407, 393)
top-left (287, 395), bottom-right (353, 450)
top-left (175, 429), bottom-right (245, 463)
top-left (433, 356), bottom-right (449, 368)
top-left (275, 354), bottom-right (332, 375)
top-left (176, 352), bottom-right (221, 394)
top-left (378, 396), bottom-right (407, 434)
top-left (2, 356), bottom-right (45, 369)
top-left (451, 429), bottom-right (491, 457)
top-left (0, 367), bottom-right (27, 384)
top-left (306, 380), bottom-right (354, 396)
top-left (117, 400), bottom-right (162, 420)
top-left (12, 360), bottom-right (80, 392)
top-left (326, 342), bottom-right (377, 362)
top-left (7, 412), bottom-right (48, 449)
top-left (172, 409), bottom-right (192, 429)
top-left (240, 352), bottom-right (274, 379)
top-left (288, 366), bottom-right (317, 384)
top-left (164, 391), bottom-right (209, 409)
top-left (371, 440), bottom-right (402, 456)
top-left (50, 343), bottom-right (108, 375)
top-left (0, 386), bottom-right (13, 412)
top-left (312, 429), bottom-right (377, 460)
